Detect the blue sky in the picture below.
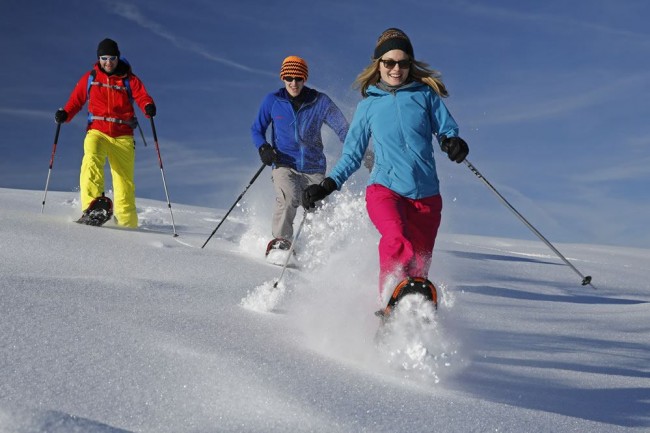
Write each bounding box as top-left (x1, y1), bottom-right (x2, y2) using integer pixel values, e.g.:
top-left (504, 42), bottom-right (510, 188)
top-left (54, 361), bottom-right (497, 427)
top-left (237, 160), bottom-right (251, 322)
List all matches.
top-left (1, 0), bottom-right (649, 248)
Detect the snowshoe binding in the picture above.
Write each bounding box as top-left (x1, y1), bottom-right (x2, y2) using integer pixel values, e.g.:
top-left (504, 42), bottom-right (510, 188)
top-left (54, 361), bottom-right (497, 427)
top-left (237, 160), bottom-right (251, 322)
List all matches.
top-left (76, 193), bottom-right (113, 227)
top-left (376, 277), bottom-right (438, 322)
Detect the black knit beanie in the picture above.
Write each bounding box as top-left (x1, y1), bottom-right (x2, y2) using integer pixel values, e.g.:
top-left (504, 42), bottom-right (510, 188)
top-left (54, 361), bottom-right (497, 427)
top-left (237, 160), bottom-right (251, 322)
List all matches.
top-left (97, 38), bottom-right (120, 57)
top-left (373, 28), bottom-right (414, 59)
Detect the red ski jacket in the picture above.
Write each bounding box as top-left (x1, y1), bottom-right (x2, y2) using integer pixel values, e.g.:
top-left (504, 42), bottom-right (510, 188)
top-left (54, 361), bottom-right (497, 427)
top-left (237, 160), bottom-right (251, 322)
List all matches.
top-left (63, 61), bottom-right (154, 138)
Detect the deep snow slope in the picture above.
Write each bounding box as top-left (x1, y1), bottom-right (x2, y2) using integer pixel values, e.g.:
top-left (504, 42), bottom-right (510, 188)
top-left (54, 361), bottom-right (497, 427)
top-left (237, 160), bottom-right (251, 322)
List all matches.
top-left (1, 187), bottom-right (648, 432)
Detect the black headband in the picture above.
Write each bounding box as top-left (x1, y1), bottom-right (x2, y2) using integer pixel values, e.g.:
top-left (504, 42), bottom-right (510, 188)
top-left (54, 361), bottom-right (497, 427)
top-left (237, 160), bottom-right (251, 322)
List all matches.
top-left (373, 38), bottom-right (414, 60)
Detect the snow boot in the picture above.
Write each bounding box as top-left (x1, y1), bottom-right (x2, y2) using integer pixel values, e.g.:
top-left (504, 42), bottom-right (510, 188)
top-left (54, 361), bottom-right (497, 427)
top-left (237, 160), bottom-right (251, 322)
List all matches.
top-left (76, 193), bottom-right (113, 227)
top-left (376, 277), bottom-right (438, 320)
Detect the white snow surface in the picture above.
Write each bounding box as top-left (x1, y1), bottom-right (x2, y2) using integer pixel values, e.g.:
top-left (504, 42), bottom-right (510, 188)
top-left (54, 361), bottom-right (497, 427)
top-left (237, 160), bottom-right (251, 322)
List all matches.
top-left (1, 187), bottom-right (649, 433)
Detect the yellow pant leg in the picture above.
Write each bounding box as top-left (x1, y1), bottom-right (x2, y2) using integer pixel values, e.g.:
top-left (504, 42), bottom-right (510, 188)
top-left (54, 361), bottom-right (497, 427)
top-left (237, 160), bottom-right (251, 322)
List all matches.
top-left (80, 130), bottom-right (109, 211)
top-left (107, 135), bottom-right (138, 228)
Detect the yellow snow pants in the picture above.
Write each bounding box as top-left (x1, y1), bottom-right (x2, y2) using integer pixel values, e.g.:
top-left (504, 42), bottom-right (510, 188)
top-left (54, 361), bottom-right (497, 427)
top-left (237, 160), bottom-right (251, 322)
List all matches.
top-left (80, 129), bottom-right (138, 228)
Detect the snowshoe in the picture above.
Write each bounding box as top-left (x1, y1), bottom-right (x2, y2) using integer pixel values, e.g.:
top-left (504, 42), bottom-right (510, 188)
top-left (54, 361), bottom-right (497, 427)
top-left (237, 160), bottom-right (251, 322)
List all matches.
top-left (265, 238), bottom-right (295, 267)
top-left (76, 194), bottom-right (113, 227)
top-left (375, 277), bottom-right (438, 321)
top-left (265, 238), bottom-right (292, 256)
top-left (373, 291), bottom-right (443, 380)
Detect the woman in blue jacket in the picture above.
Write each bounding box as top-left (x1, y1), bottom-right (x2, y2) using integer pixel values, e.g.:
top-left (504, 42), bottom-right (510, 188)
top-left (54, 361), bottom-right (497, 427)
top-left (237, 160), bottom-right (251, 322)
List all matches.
top-left (303, 29), bottom-right (469, 312)
top-left (252, 56), bottom-right (349, 256)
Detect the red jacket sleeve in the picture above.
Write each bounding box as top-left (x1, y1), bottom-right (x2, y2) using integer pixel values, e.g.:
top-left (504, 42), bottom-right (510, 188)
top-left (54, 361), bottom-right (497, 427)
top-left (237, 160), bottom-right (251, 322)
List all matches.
top-left (62, 71), bottom-right (92, 122)
top-left (128, 74), bottom-right (155, 115)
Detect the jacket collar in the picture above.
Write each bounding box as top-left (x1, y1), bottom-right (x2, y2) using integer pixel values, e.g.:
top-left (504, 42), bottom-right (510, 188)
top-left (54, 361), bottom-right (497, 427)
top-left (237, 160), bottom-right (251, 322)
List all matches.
top-left (276, 86), bottom-right (318, 104)
top-left (368, 80), bottom-right (422, 96)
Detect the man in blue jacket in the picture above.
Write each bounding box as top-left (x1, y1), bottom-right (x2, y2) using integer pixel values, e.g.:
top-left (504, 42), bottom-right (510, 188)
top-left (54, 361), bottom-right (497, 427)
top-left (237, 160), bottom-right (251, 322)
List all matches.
top-left (251, 55), bottom-right (349, 256)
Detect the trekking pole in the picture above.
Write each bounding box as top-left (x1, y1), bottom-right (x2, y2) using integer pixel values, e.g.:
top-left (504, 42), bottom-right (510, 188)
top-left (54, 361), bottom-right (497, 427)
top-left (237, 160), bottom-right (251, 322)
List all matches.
top-left (273, 208), bottom-right (308, 289)
top-left (136, 119), bottom-right (148, 147)
top-left (201, 163), bottom-right (266, 249)
top-left (149, 117), bottom-right (178, 237)
top-left (41, 122), bottom-right (61, 213)
top-left (463, 159), bottom-right (593, 288)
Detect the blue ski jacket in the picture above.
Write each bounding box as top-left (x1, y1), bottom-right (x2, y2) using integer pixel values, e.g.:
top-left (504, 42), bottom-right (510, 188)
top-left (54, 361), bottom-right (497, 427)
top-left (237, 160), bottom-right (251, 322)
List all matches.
top-left (251, 87), bottom-right (349, 174)
top-left (328, 81), bottom-right (459, 199)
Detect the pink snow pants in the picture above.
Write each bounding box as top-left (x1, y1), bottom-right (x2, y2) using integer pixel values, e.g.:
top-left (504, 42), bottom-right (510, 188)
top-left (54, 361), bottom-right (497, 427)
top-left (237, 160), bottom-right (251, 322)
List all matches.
top-left (365, 184), bottom-right (442, 296)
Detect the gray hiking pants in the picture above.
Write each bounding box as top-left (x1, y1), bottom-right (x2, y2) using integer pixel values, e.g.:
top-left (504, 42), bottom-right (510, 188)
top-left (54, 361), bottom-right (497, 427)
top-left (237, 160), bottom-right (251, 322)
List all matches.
top-left (271, 167), bottom-right (324, 240)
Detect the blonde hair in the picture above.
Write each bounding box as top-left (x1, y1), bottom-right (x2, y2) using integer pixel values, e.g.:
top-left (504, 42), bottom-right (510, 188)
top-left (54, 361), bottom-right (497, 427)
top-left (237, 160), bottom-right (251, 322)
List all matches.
top-left (354, 58), bottom-right (449, 98)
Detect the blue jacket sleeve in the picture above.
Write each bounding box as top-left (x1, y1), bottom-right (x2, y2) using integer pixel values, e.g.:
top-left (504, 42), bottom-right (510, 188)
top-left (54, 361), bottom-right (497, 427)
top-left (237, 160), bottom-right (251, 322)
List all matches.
top-left (251, 93), bottom-right (274, 149)
top-left (429, 91), bottom-right (459, 144)
top-left (322, 95), bottom-right (349, 144)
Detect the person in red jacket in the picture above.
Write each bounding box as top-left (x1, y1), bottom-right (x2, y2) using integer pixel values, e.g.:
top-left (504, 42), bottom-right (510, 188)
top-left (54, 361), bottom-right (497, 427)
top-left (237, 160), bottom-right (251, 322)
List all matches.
top-left (55, 38), bottom-right (156, 228)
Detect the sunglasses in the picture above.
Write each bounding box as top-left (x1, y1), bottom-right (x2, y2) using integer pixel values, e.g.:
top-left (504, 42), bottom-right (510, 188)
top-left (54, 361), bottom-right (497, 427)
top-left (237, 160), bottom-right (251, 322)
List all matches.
top-left (380, 59), bottom-right (411, 69)
top-left (283, 76), bottom-right (304, 83)
top-left (99, 56), bottom-right (118, 61)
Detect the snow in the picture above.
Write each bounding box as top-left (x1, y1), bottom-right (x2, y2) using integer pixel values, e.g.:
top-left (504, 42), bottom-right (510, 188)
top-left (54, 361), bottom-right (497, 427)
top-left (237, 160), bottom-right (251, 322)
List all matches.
top-left (1, 186), bottom-right (649, 433)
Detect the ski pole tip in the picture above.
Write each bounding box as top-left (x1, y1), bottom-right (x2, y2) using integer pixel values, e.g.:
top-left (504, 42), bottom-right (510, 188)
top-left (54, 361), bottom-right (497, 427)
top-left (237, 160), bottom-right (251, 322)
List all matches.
top-left (581, 275), bottom-right (592, 286)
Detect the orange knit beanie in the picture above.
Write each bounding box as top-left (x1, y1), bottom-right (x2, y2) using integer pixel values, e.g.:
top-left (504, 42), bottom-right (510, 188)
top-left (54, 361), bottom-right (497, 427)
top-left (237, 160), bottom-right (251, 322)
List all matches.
top-left (280, 56), bottom-right (308, 81)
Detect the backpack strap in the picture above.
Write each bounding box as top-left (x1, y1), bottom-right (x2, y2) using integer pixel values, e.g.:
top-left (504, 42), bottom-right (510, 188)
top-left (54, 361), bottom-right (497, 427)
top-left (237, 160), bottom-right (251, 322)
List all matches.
top-left (124, 76), bottom-right (132, 102)
top-left (86, 69), bottom-right (97, 101)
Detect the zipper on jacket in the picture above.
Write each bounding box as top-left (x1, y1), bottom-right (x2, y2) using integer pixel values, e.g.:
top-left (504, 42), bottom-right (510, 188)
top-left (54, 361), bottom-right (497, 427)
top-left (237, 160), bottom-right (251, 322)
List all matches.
top-left (392, 91), bottom-right (409, 153)
top-left (293, 108), bottom-right (305, 171)
top-left (296, 94), bottom-right (319, 171)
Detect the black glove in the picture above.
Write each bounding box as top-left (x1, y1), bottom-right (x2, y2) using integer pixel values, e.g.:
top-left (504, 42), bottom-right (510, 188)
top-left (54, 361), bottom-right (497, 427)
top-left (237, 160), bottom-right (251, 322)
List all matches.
top-left (54, 109), bottom-right (68, 124)
top-left (145, 104), bottom-right (156, 117)
top-left (440, 136), bottom-right (469, 163)
top-left (302, 177), bottom-right (337, 209)
top-left (258, 143), bottom-right (276, 166)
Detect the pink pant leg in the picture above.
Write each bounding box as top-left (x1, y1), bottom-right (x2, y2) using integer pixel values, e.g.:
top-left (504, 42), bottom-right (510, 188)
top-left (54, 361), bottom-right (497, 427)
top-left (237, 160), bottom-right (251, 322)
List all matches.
top-left (366, 184), bottom-right (442, 296)
top-left (404, 194), bottom-right (442, 277)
